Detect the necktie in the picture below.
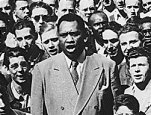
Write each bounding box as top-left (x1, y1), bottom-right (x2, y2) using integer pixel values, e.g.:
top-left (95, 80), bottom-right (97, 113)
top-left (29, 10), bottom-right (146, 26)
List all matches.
top-left (71, 61), bottom-right (79, 85)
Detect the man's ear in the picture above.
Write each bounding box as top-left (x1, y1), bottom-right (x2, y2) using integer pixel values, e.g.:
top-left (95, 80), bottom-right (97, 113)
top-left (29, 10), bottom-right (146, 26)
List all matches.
top-left (55, 9), bottom-right (58, 16)
top-left (83, 29), bottom-right (89, 43)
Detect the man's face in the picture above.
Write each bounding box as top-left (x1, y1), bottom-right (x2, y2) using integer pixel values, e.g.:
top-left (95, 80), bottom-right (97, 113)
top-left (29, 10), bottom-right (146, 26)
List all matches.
top-left (0, 20), bottom-right (7, 37)
top-left (125, 0), bottom-right (140, 18)
top-left (0, 0), bottom-right (11, 15)
top-left (14, 0), bottom-right (29, 19)
top-left (79, 0), bottom-right (95, 22)
top-left (129, 56), bottom-right (150, 84)
top-left (142, 0), bottom-right (151, 12)
top-left (43, 0), bottom-right (56, 16)
top-left (42, 29), bottom-right (60, 56)
top-left (57, 0), bottom-right (75, 19)
top-left (114, 0), bottom-right (125, 10)
top-left (0, 91), bottom-right (10, 115)
top-left (59, 21), bottom-right (85, 60)
top-left (31, 7), bottom-right (49, 33)
top-left (119, 31), bottom-right (141, 57)
top-left (15, 27), bottom-right (34, 49)
top-left (89, 13), bottom-right (108, 36)
top-left (141, 22), bottom-right (151, 40)
top-left (116, 106), bottom-right (135, 115)
top-left (9, 56), bottom-right (29, 84)
top-left (102, 29), bottom-right (119, 56)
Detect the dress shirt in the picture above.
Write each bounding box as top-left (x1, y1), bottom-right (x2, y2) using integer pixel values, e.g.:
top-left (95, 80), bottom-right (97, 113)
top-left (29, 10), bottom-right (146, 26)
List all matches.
top-left (11, 82), bottom-right (31, 110)
top-left (125, 80), bottom-right (151, 114)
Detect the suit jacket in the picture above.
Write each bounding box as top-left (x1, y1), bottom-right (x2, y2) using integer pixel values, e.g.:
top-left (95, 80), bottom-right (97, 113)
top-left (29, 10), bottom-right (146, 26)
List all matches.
top-left (31, 52), bottom-right (121, 115)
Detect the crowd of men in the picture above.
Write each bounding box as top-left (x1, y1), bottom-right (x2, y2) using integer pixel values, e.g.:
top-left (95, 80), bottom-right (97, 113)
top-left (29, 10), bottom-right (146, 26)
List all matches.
top-left (0, 0), bottom-right (151, 115)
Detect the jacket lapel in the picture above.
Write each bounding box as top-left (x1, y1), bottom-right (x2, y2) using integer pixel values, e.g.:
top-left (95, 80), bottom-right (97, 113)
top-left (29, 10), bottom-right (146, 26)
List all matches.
top-left (74, 55), bottom-right (104, 115)
top-left (51, 53), bottom-right (79, 95)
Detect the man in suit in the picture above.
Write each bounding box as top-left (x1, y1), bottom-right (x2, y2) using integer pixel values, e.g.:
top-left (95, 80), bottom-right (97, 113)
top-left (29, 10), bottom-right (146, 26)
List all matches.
top-left (31, 13), bottom-right (121, 115)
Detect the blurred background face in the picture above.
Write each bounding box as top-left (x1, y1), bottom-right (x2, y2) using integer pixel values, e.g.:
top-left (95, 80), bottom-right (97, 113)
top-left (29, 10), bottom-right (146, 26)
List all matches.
top-left (129, 56), bottom-right (150, 84)
top-left (31, 7), bottom-right (49, 33)
top-left (79, 0), bottom-right (95, 22)
top-left (114, 0), bottom-right (125, 10)
top-left (142, 0), bottom-right (151, 12)
top-left (42, 28), bottom-right (60, 56)
top-left (89, 13), bottom-right (108, 36)
top-left (102, 29), bottom-right (119, 56)
top-left (141, 22), bottom-right (151, 40)
top-left (119, 31), bottom-right (141, 57)
top-left (125, 0), bottom-right (140, 18)
top-left (43, 0), bottom-right (56, 16)
top-left (15, 27), bottom-right (34, 49)
top-left (0, 0), bottom-right (11, 15)
top-left (9, 56), bottom-right (29, 84)
top-left (14, 0), bottom-right (29, 19)
top-left (115, 105), bottom-right (134, 115)
top-left (56, 0), bottom-right (75, 19)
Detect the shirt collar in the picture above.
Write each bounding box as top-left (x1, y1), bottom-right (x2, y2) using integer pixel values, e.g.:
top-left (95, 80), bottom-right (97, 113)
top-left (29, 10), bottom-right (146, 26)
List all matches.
top-left (64, 49), bottom-right (86, 69)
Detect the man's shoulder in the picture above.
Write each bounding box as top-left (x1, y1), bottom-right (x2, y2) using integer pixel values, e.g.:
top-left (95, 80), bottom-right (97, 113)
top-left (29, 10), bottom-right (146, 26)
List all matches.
top-left (92, 53), bottom-right (115, 65)
top-left (35, 53), bottom-right (63, 70)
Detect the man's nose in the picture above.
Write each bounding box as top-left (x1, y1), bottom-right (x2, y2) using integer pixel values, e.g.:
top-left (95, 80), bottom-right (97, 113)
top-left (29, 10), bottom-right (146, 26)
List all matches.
top-left (126, 44), bottom-right (132, 50)
top-left (66, 34), bottom-right (74, 42)
top-left (135, 65), bottom-right (140, 72)
top-left (39, 16), bottom-right (43, 24)
top-left (24, 7), bottom-right (29, 13)
top-left (49, 41), bottom-right (54, 48)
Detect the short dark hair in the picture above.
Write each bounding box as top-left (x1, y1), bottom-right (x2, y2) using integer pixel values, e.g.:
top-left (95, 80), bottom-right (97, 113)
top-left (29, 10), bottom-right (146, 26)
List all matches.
top-left (127, 47), bottom-right (151, 68)
top-left (103, 21), bottom-right (122, 36)
top-left (119, 23), bottom-right (143, 41)
top-left (13, 19), bottom-right (38, 40)
top-left (114, 94), bottom-right (139, 114)
top-left (88, 11), bottom-right (108, 26)
top-left (12, 0), bottom-right (28, 11)
top-left (29, 1), bottom-right (52, 17)
top-left (57, 13), bottom-right (86, 33)
top-left (139, 17), bottom-right (151, 29)
top-left (3, 47), bottom-right (27, 68)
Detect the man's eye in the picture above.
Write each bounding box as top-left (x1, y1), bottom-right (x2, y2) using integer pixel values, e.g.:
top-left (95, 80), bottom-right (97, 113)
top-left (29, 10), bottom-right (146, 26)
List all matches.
top-left (121, 42), bottom-right (127, 46)
top-left (130, 64), bottom-right (136, 68)
top-left (59, 33), bottom-right (68, 38)
top-left (16, 37), bottom-right (23, 41)
top-left (44, 40), bottom-right (49, 44)
top-left (70, 31), bottom-right (80, 37)
top-left (133, 6), bottom-right (139, 9)
top-left (10, 63), bottom-right (18, 69)
top-left (103, 40), bottom-right (108, 44)
top-left (51, 38), bottom-right (58, 42)
top-left (110, 39), bottom-right (119, 43)
top-left (83, 8), bottom-right (88, 12)
top-left (127, 6), bottom-right (132, 9)
top-left (25, 35), bottom-right (33, 40)
top-left (62, 9), bottom-right (67, 12)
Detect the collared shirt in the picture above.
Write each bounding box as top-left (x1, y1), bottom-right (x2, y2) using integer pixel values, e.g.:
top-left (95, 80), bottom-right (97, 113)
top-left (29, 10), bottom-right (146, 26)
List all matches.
top-left (125, 80), bottom-right (151, 114)
top-left (11, 82), bottom-right (31, 110)
top-left (64, 50), bottom-right (85, 78)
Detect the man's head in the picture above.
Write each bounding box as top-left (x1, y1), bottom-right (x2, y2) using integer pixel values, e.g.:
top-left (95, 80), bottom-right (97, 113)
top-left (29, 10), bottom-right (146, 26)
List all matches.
top-left (119, 24), bottom-right (142, 57)
top-left (78, 0), bottom-right (96, 22)
top-left (127, 47), bottom-right (151, 84)
top-left (140, 17), bottom-right (151, 40)
top-left (142, 0), bottom-right (151, 13)
top-left (124, 0), bottom-right (142, 19)
top-left (0, 85), bottom-right (10, 115)
top-left (113, 0), bottom-right (125, 10)
top-left (29, 1), bottom-right (52, 33)
top-left (56, 0), bottom-right (76, 19)
top-left (13, 19), bottom-right (38, 49)
top-left (13, 0), bottom-right (29, 20)
top-left (88, 11), bottom-right (108, 36)
top-left (41, 26), bottom-right (60, 56)
top-left (3, 47), bottom-right (29, 84)
top-left (102, 21), bottom-right (122, 57)
top-left (0, 0), bottom-right (12, 16)
top-left (114, 94), bottom-right (140, 115)
top-left (57, 13), bottom-right (87, 61)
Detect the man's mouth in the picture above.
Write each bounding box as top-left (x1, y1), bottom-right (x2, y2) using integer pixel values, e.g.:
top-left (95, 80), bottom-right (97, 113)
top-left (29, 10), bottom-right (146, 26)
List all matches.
top-left (66, 44), bottom-right (76, 52)
top-left (48, 49), bottom-right (57, 55)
